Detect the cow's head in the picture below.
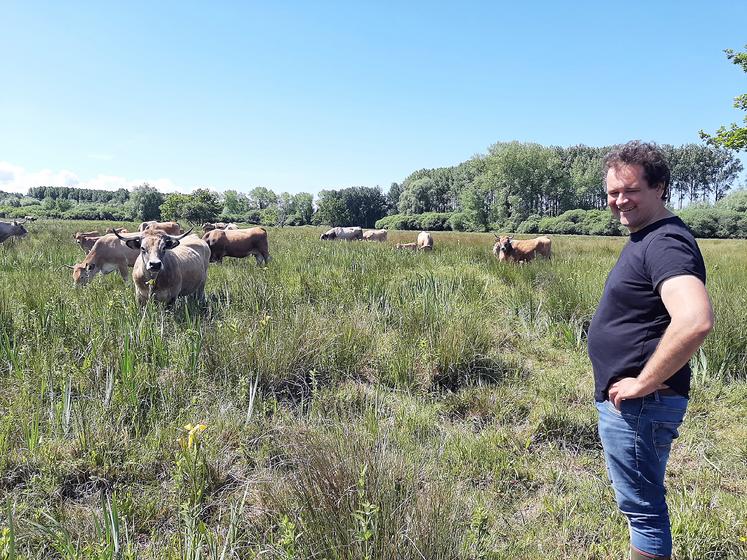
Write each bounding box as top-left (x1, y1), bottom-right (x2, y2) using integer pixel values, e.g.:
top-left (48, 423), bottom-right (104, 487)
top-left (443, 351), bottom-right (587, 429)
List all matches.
top-left (115, 228), bottom-right (192, 276)
top-left (494, 235), bottom-right (513, 256)
top-left (9, 220), bottom-right (28, 237)
top-left (203, 223), bottom-right (216, 232)
top-left (70, 262), bottom-right (97, 286)
top-left (320, 230), bottom-right (336, 241)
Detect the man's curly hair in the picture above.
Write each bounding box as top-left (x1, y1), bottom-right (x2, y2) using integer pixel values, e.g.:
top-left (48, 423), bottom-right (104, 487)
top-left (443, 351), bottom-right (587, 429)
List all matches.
top-left (603, 141), bottom-right (671, 201)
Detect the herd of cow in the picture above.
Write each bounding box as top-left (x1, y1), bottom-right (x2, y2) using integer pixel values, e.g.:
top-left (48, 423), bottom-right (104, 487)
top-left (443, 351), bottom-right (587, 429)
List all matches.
top-left (1, 219), bottom-right (552, 306)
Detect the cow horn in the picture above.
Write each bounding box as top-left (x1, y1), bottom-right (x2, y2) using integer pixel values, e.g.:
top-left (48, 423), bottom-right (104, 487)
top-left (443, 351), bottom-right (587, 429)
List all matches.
top-left (112, 229), bottom-right (141, 242)
top-left (173, 227), bottom-right (193, 240)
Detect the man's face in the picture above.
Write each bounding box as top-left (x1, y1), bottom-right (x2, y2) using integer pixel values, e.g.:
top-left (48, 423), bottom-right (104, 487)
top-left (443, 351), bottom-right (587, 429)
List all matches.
top-left (605, 164), bottom-right (665, 233)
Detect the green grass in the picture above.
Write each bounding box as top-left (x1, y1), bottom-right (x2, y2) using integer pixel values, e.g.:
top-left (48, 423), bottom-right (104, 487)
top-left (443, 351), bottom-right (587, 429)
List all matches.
top-left (0, 221), bottom-right (745, 559)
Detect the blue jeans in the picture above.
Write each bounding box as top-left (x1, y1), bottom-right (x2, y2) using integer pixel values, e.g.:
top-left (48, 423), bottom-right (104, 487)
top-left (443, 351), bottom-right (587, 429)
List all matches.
top-left (596, 391), bottom-right (688, 557)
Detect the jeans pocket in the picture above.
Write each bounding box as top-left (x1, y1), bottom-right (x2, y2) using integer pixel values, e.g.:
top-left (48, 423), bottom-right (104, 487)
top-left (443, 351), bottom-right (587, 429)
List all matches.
top-left (652, 421), bottom-right (682, 462)
top-left (604, 399), bottom-right (622, 416)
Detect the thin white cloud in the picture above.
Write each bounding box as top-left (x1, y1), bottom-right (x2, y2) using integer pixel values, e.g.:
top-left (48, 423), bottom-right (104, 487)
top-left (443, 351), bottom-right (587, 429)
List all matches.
top-left (0, 161), bottom-right (189, 194)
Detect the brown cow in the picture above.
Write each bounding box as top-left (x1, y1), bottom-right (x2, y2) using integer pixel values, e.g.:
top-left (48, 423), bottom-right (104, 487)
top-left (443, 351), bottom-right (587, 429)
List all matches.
top-left (416, 231), bottom-right (434, 251)
top-left (493, 235), bottom-right (552, 263)
top-left (138, 221), bottom-right (182, 235)
top-left (202, 227), bottom-right (270, 265)
top-left (73, 231), bottom-right (102, 254)
top-left (395, 242), bottom-right (418, 250)
top-left (69, 234), bottom-right (139, 285)
top-left (114, 228), bottom-right (210, 307)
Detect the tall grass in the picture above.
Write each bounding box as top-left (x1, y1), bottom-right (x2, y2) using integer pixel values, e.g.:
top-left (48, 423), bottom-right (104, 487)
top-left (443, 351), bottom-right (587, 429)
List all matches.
top-left (0, 221), bottom-right (744, 558)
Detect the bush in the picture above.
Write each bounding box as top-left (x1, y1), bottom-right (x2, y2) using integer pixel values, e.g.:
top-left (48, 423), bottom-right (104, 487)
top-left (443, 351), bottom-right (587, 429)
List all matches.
top-left (516, 215), bottom-right (541, 234)
top-left (418, 212), bottom-right (452, 231)
top-left (447, 212), bottom-right (470, 232)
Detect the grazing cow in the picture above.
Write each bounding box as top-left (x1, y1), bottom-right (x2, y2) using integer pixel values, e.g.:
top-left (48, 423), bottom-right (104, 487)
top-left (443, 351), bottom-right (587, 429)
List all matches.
top-left (493, 235), bottom-right (552, 263)
top-left (202, 222), bottom-right (239, 232)
top-left (202, 227), bottom-right (270, 265)
top-left (138, 221), bottom-right (183, 235)
top-left (115, 229), bottom-right (210, 307)
top-left (417, 231), bottom-right (434, 251)
top-left (73, 231), bottom-right (102, 254)
top-left (105, 227), bottom-right (129, 234)
top-left (363, 229), bottom-right (388, 242)
top-left (0, 220), bottom-right (28, 243)
top-left (320, 226), bottom-right (363, 241)
top-left (69, 234), bottom-right (139, 286)
top-left (395, 242), bottom-right (418, 250)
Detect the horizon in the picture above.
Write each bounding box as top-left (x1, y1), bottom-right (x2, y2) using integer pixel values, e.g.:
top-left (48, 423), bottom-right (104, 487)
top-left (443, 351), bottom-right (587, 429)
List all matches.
top-left (1, 1), bottom-right (746, 196)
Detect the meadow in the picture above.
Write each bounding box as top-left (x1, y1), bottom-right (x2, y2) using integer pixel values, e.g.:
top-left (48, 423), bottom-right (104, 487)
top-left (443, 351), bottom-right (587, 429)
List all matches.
top-left (0, 221), bottom-right (745, 559)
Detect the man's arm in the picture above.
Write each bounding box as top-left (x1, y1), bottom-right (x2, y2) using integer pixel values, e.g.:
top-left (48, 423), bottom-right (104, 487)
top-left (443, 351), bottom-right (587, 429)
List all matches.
top-left (608, 274), bottom-right (714, 408)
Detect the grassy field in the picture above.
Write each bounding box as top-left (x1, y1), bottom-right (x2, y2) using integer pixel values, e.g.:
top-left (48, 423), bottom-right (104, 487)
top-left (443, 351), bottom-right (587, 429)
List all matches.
top-left (0, 221), bottom-right (745, 559)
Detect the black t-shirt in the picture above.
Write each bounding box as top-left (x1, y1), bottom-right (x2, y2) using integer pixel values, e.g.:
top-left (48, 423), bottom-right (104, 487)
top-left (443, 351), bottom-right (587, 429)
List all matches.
top-left (587, 216), bottom-right (706, 402)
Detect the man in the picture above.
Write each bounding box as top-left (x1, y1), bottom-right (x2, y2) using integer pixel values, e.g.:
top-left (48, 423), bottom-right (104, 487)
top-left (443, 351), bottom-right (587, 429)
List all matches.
top-left (587, 141), bottom-right (714, 560)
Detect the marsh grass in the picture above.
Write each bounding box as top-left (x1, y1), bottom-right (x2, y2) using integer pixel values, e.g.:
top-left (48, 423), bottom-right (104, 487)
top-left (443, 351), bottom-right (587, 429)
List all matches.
top-left (0, 221), bottom-right (745, 558)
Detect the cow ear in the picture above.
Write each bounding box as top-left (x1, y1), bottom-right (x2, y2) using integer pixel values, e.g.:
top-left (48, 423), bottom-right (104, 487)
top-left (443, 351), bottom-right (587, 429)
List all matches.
top-left (86, 263), bottom-right (96, 271)
top-left (165, 238), bottom-right (180, 250)
top-left (125, 238), bottom-right (141, 250)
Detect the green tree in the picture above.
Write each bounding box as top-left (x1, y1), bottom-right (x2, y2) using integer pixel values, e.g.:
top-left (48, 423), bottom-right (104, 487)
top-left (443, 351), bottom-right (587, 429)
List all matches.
top-left (222, 189), bottom-right (250, 215)
top-left (293, 192), bottom-right (314, 224)
top-left (700, 45), bottom-right (747, 151)
top-left (182, 189), bottom-right (221, 224)
top-left (128, 183), bottom-right (164, 221)
top-left (160, 193), bottom-right (190, 221)
top-left (249, 187), bottom-right (278, 210)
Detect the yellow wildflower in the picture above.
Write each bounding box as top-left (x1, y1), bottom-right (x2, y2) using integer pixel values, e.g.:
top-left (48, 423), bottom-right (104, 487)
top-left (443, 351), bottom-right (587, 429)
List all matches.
top-left (183, 423), bottom-right (207, 449)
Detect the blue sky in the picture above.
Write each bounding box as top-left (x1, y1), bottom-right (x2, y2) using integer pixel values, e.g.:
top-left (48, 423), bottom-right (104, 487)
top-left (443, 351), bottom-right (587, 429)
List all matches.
top-left (1, 1), bottom-right (745, 195)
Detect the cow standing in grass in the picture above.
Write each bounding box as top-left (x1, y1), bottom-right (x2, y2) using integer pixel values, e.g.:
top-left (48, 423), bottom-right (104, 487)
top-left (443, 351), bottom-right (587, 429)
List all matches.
top-left (115, 228), bottom-right (210, 307)
top-left (138, 221), bottom-right (183, 235)
top-left (69, 234), bottom-right (139, 285)
top-left (417, 231), bottom-right (434, 251)
top-left (202, 227), bottom-right (270, 265)
top-left (493, 235), bottom-right (551, 263)
top-left (395, 242), bottom-right (418, 250)
top-left (203, 222), bottom-right (238, 232)
top-left (0, 220), bottom-right (28, 243)
top-left (73, 231), bottom-right (102, 254)
top-left (320, 227), bottom-right (363, 241)
top-left (363, 229), bottom-right (387, 242)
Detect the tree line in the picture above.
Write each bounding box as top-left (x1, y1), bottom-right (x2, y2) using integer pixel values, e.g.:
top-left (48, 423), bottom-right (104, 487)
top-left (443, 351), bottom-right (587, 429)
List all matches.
top-left (1, 141), bottom-right (744, 237)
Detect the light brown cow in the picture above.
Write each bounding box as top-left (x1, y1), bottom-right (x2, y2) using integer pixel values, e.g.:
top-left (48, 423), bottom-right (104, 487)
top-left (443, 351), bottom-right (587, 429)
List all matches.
top-left (138, 221), bottom-right (182, 235)
top-left (105, 227), bottom-right (129, 234)
top-left (69, 234), bottom-right (139, 285)
top-left (202, 227), bottom-right (270, 265)
top-left (493, 235), bottom-right (552, 263)
top-left (73, 231), bottom-right (102, 254)
top-left (115, 229), bottom-right (210, 307)
top-left (416, 231), bottom-right (434, 251)
top-left (395, 242), bottom-right (418, 250)
top-left (363, 229), bottom-right (387, 242)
